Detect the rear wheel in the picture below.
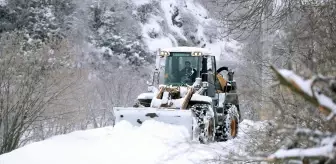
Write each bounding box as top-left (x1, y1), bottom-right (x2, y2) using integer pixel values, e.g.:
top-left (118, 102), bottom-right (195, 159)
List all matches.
top-left (222, 104), bottom-right (239, 141)
top-left (191, 104), bottom-right (215, 144)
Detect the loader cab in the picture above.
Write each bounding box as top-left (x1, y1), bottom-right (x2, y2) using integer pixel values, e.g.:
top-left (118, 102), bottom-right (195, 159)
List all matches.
top-left (159, 47), bottom-right (216, 86)
top-left (163, 53), bottom-right (201, 86)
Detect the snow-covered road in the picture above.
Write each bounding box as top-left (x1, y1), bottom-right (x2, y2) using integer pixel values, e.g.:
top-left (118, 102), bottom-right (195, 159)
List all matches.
top-left (0, 119), bottom-right (267, 164)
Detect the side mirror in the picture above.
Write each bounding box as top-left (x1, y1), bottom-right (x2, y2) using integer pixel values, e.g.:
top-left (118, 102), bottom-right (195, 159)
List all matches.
top-left (228, 69), bottom-right (234, 81)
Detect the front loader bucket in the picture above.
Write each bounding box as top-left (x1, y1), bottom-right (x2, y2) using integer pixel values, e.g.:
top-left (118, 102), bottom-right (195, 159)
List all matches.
top-left (113, 107), bottom-right (193, 135)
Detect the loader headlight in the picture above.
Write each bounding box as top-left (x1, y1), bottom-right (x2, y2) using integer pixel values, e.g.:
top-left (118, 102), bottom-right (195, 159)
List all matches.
top-left (160, 51), bottom-right (169, 57)
top-left (192, 52), bottom-right (202, 56)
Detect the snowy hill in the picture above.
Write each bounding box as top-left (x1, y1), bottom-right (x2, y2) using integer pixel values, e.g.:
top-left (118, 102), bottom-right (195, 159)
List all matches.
top-left (0, 0), bottom-right (241, 68)
top-left (143, 0), bottom-right (241, 60)
top-left (0, 119), bottom-right (267, 164)
top-left (88, 0), bottom-right (242, 67)
top-left (134, 0), bottom-right (241, 61)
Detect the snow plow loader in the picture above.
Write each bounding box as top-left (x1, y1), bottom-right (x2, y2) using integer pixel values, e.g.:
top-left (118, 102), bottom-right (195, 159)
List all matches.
top-left (113, 47), bottom-right (241, 143)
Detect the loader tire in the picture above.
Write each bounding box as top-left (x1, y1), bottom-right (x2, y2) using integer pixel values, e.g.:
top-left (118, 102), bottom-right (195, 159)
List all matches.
top-left (222, 104), bottom-right (239, 141)
top-left (191, 104), bottom-right (215, 144)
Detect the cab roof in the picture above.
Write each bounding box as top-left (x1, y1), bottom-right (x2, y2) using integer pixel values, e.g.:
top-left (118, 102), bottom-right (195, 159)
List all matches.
top-left (160, 46), bottom-right (212, 55)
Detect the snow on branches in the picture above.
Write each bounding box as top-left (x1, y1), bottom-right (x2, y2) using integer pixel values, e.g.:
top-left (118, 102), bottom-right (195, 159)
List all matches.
top-left (271, 66), bottom-right (336, 121)
top-left (267, 66), bottom-right (336, 163)
top-left (267, 129), bottom-right (336, 162)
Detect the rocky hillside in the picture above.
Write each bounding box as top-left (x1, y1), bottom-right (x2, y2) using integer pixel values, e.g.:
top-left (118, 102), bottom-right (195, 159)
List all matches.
top-left (0, 0), bottom-right (241, 70)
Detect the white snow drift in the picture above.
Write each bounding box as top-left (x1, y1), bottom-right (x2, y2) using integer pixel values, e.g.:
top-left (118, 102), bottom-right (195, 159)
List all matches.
top-left (0, 119), bottom-right (267, 164)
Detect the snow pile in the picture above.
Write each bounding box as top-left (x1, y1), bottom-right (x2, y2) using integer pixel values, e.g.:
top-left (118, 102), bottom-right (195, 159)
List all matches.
top-left (0, 119), bottom-right (266, 164)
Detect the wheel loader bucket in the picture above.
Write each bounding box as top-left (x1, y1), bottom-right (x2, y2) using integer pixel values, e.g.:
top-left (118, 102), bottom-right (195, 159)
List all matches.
top-left (113, 107), bottom-right (193, 135)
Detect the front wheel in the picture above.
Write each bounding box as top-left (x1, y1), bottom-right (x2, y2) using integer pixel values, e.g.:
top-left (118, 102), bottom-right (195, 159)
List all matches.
top-left (191, 104), bottom-right (215, 144)
top-left (223, 104), bottom-right (240, 141)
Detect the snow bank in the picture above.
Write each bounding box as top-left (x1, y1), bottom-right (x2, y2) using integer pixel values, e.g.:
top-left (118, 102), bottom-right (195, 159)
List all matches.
top-left (0, 119), bottom-right (267, 164)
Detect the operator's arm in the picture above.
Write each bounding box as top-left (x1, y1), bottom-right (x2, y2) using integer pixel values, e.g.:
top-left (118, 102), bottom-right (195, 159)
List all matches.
top-left (191, 68), bottom-right (197, 81)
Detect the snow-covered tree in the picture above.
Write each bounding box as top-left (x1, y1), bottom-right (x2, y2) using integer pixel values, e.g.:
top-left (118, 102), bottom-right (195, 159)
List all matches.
top-left (0, 0), bottom-right (74, 49)
top-left (0, 31), bottom-right (80, 154)
top-left (266, 66), bottom-right (336, 163)
top-left (87, 0), bottom-right (153, 67)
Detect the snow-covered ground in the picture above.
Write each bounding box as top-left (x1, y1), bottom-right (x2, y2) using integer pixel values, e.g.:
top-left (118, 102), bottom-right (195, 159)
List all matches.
top-left (0, 119), bottom-right (267, 164)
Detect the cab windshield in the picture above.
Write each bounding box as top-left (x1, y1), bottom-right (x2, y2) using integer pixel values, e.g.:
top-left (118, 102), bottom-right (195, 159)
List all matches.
top-left (163, 53), bottom-right (201, 86)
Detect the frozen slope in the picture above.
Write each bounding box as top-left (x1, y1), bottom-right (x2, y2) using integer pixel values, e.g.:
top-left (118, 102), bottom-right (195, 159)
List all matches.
top-left (0, 119), bottom-right (267, 164)
top-left (133, 0), bottom-right (242, 62)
